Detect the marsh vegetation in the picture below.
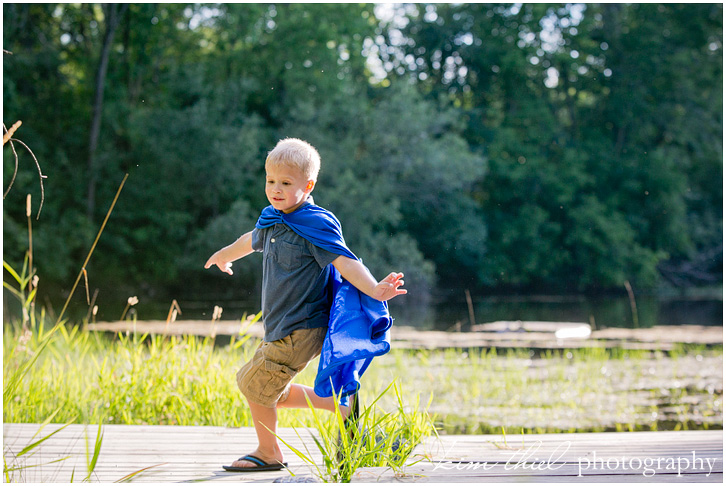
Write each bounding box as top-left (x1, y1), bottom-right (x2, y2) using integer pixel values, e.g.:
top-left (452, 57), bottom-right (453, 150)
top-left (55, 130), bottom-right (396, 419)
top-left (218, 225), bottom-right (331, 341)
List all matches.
top-left (4, 320), bottom-right (721, 435)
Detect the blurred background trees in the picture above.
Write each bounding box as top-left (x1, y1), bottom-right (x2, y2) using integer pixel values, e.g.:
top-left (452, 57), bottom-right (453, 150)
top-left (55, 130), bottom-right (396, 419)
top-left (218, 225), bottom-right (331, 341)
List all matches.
top-left (3, 3), bottom-right (722, 314)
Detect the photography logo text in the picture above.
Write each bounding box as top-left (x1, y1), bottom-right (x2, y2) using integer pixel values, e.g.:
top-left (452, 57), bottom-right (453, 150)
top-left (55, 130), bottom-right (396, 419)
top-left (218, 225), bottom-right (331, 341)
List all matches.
top-left (431, 440), bottom-right (718, 478)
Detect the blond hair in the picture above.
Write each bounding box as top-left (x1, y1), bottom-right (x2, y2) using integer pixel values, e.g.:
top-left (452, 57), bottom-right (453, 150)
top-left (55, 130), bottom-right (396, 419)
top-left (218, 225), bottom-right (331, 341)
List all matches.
top-left (265, 138), bottom-right (321, 181)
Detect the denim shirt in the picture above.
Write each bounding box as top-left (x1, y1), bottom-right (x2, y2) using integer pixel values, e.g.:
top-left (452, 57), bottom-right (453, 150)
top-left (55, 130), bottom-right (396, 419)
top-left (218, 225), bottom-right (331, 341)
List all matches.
top-left (251, 223), bottom-right (338, 342)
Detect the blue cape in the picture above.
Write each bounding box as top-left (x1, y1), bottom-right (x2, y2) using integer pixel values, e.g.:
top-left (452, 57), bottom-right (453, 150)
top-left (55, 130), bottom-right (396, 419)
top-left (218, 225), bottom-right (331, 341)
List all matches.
top-left (255, 201), bottom-right (392, 405)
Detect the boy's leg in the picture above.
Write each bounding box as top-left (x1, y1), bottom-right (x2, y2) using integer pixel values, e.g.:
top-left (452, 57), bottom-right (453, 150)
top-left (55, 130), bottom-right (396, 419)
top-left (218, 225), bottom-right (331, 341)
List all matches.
top-left (229, 400), bottom-right (284, 468)
top-left (231, 386), bottom-right (350, 469)
top-left (231, 328), bottom-right (331, 469)
top-left (277, 384), bottom-right (351, 417)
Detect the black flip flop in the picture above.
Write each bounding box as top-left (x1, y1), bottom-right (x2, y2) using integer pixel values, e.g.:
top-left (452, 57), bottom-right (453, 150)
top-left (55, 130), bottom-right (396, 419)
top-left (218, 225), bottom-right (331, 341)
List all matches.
top-left (223, 454), bottom-right (288, 472)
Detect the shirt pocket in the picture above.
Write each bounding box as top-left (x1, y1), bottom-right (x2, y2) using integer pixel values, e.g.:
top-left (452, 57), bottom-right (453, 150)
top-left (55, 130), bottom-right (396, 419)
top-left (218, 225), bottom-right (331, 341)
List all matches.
top-left (275, 240), bottom-right (303, 271)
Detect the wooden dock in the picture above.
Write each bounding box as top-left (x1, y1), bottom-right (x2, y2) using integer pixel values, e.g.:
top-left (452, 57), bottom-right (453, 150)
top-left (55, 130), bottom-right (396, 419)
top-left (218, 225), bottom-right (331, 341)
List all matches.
top-left (87, 320), bottom-right (724, 351)
top-left (3, 423), bottom-right (722, 483)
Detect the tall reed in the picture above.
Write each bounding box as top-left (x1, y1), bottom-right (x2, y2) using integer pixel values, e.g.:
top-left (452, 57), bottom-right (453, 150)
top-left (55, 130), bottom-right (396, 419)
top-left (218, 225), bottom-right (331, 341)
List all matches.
top-left (57, 173), bottom-right (128, 324)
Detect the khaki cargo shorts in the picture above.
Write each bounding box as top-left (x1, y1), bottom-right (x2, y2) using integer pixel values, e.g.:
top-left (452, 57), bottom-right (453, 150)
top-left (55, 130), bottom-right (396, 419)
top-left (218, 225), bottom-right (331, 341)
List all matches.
top-left (236, 326), bottom-right (327, 408)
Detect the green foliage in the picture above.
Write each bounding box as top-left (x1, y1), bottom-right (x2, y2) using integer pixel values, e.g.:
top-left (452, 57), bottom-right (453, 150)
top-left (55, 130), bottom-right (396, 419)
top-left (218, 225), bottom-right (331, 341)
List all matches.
top-left (390, 2), bottom-right (721, 291)
top-left (2, 3), bottom-right (721, 300)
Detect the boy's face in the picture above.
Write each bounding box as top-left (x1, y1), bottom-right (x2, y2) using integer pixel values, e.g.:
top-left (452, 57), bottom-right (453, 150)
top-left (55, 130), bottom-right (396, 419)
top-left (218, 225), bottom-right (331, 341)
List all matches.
top-left (265, 164), bottom-right (315, 213)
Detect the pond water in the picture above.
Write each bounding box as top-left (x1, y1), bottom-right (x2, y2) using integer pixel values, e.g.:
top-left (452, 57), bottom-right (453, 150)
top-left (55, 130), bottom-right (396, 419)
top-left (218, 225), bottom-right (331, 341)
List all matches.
top-left (64, 289), bottom-right (723, 331)
top-left (388, 293), bottom-right (724, 331)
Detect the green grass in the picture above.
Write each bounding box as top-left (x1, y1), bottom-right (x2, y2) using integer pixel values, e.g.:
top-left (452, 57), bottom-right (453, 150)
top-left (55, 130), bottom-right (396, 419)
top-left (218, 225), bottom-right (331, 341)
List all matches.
top-left (278, 383), bottom-right (435, 482)
top-left (5, 321), bottom-right (248, 426)
top-left (2, 319), bottom-right (428, 431)
top-left (4, 319), bottom-right (721, 434)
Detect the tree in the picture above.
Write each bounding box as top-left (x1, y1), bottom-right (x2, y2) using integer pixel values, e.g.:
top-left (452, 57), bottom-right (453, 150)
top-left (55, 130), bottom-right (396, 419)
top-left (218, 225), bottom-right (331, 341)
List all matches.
top-left (2, 3), bottom-right (721, 309)
top-left (86, 3), bottom-right (128, 220)
top-left (387, 3), bottom-right (722, 291)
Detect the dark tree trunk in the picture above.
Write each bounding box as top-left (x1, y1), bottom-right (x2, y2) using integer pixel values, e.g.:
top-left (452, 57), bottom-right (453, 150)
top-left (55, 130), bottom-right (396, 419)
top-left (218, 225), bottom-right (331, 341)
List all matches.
top-left (86, 3), bottom-right (127, 221)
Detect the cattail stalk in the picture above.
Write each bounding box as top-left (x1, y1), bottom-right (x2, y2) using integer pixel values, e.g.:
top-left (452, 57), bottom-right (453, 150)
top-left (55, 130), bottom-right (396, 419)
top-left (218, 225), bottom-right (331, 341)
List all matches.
top-left (164, 299), bottom-right (182, 337)
top-left (120, 296), bottom-right (139, 321)
top-left (57, 174), bottom-right (128, 324)
top-left (211, 305), bottom-right (223, 339)
top-left (26, 195), bottom-right (33, 295)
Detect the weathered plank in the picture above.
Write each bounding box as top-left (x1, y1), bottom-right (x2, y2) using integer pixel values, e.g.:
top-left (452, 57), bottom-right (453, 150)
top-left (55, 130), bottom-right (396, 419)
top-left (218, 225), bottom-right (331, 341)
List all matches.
top-left (86, 319), bottom-right (264, 339)
top-left (352, 466), bottom-right (723, 483)
top-left (3, 424), bottom-right (721, 483)
top-left (473, 321), bottom-right (588, 332)
top-left (3, 423), bottom-right (322, 483)
top-left (389, 325), bottom-right (723, 350)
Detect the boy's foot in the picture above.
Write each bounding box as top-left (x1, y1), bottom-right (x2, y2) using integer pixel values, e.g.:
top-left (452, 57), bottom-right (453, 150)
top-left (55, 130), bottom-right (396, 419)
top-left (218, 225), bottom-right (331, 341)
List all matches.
top-left (224, 449), bottom-right (287, 472)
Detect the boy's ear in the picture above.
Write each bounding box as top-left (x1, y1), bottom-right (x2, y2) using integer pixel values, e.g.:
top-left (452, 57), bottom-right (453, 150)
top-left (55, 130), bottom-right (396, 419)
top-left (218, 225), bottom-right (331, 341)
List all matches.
top-left (306, 180), bottom-right (315, 192)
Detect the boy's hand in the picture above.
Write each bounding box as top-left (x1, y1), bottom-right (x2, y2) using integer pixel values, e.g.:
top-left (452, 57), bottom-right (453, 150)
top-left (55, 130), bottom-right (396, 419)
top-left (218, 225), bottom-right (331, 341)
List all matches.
top-left (332, 256), bottom-right (407, 301)
top-left (204, 232), bottom-right (254, 275)
top-left (372, 272), bottom-right (407, 301)
top-left (204, 253), bottom-right (234, 275)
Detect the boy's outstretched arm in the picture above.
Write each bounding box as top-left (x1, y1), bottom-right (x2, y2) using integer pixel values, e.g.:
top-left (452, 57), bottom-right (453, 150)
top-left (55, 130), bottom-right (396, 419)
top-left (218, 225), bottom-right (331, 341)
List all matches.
top-left (332, 255), bottom-right (407, 301)
top-left (204, 231), bottom-right (254, 275)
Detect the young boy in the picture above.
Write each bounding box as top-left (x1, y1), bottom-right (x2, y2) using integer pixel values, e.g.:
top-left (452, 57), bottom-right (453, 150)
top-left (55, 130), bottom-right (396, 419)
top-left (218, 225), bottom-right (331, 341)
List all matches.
top-left (204, 138), bottom-right (406, 472)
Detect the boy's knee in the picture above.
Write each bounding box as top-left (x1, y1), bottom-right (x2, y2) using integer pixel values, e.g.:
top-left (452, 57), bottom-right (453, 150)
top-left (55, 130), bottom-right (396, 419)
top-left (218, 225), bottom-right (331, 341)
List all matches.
top-left (277, 385), bottom-right (293, 405)
top-left (236, 348), bottom-right (297, 408)
top-left (235, 327), bottom-right (325, 408)
top-left (236, 364), bottom-right (285, 408)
